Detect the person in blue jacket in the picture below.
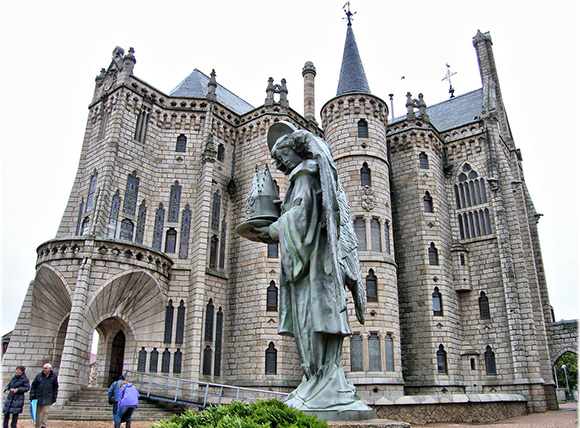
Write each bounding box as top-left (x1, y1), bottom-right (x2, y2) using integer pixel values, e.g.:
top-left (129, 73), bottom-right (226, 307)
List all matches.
top-left (30, 364), bottom-right (58, 428)
top-left (107, 375), bottom-right (125, 420)
top-left (115, 380), bottom-right (139, 428)
top-left (3, 365), bottom-right (30, 428)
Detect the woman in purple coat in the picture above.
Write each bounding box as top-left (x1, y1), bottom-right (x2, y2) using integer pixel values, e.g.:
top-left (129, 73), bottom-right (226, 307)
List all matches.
top-left (114, 381), bottom-right (139, 428)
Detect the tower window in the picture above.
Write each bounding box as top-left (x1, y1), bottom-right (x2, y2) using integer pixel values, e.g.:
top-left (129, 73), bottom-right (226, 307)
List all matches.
top-left (137, 347), bottom-right (147, 372)
top-left (265, 342), bottom-right (277, 375)
top-left (149, 347), bottom-right (159, 372)
top-left (120, 219), bottom-right (134, 241)
top-left (368, 333), bottom-right (382, 372)
top-left (168, 181), bottom-right (182, 222)
top-left (267, 281), bottom-right (278, 311)
top-left (164, 228), bottom-right (177, 253)
top-left (161, 348), bottom-right (171, 373)
top-left (204, 299), bottom-right (215, 342)
top-left (384, 221), bottom-right (391, 255)
top-left (173, 349), bottom-right (182, 374)
top-left (370, 219), bottom-right (382, 252)
top-left (479, 291), bottom-right (491, 320)
top-left (350, 334), bottom-right (363, 372)
top-left (134, 107), bottom-right (150, 143)
top-left (211, 192), bottom-right (221, 231)
top-left (358, 119), bottom-right (368, 138)
top-left (428, 242), bottom-right (439, 265)
top-left (123, 172), bottom-right (139, 215)
top-left (202, 346), bottom-right (212, 376)
top-left (424, 191), bottom-right (434, 213)
top-left (175, 300), bottom-right (186, 345)
top-left (80, 217), bottom-right (90, 236)
top-left (164, 300), bottom-right (174, 344)
top-left (419, 152), bottom-right (429, 169)
top-left (366, 269), bottom-right (378, 302)
top-left (135, 200), bottom-right (147, 244)
top-left (385, 334), bottom-right (395, 372)
top-left (485, 346), bottom-right (497, 375)
top-left (437, 344), bottom-right (447, 374)
top-left (107, 191), bottom-right (121, 238)
top-left (354, 218), bottom-right (367, 251)
top-left (176, 134), bottom-right (187, 152)
top-left (152, 204), bottom-right (165, 250)
top-left (86, 172), bottom-right (98, 212)
top-left (217, 144), bottom-right (225, 162)
top-left (215, 308), bottom-right (223, 377)
top-left (360, 162), bottom-right (371, 187)
top-left (209, 235), bottom-right (219, 268)
top-left (268, 243), bottom-right (279, 258)
top-left (432, 287), bottom-right (443, 316)
top-left (179, 205), bottom-right (192, 259)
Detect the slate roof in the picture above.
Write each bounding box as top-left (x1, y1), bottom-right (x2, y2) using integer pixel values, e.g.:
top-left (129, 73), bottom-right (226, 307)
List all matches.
top-left (391, 89), bottom-right (484, 132)
top-left (170, 69), bottom-right (254, 116)
top-left (336, 26), bottom-right (371, 96)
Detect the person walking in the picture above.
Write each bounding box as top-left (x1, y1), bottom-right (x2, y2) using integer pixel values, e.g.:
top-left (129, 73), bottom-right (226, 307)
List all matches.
top-left (108, 375), bottom-right (125, 422)
top-left (29, 364), bottom-right (58, 428)
top-left (3, 365), bottom-right (30, 428)
top-left (115, 380), bottom-right (139, 428)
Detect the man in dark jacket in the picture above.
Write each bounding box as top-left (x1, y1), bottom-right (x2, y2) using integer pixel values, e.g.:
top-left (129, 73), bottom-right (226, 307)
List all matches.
top-left (30, 364), bottom-right (58, 428)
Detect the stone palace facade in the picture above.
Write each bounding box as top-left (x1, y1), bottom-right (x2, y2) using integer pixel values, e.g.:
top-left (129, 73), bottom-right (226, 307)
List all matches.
top-left (2, 25), bottom-right (558, 413)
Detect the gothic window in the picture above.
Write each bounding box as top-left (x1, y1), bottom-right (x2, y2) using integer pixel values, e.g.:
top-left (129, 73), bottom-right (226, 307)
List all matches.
top-left (368, 333), bottom-right (382, 372)
top-left (385, 334), bottom-right (395, 372)
top-left (209, 235), bottom-right (219, 268)
top-left (123, 172), bottom-right (139, 215)
top-left (267, 281), bottom-right (278, 311)
top-left (107, 191), bottom-right (121, 238)
top-left (366, 269), bottom-right (378, 302)
top-left (173, 349), bottom-right (182, 374)
top-left (176, 134), bottom-right (187, 152)
top-left (76, 199), bottom-right (85, 235)
top-left (119, 219), bottom-right (134, 241)
top-left (354, 218), bottom-right (367, 251)
top-left (86, 172), bottom-right (98, 212)
top-left (485, 346), bottom-right (497, 375)
top-left (479, 291), bottom-right (491, 320)
top-left (470, 358), bottom-right (476, 370)
top-left (175, 300), bottom-right (185, 345)
top-left (219, 219), bottom-right (227, 269)
top-left (202, 346), bottom-right (212, 375)
top-left (370, 219), bottom-right (382, 252)
top-left (99, 108), bottom-right (109, 140)
top-left (149, 347), bottom-right (159, 372)
top-left (134, 107), bottom-right (150, 144)
top-left (137, 347), bottom-right (147, 372)
top-left (204, 299), bottom-right (214, 342)
top-left (268, 243), bottom-right (278, 258)
top-left (360, 162), bottom-right (371, 187)
top-left (432, 287), bottom-right (443, 316)
top-left (168, 181), bottom-right (182, 222)
top-left (419, 152), bottom-right (429, 169)
top-left (437, 344), bottom-right (447, 374)
top-left (350, 335), bottom-right (363, 372)
top-left (214, 308), bottom-right (223, 377)
top-left (135, 201), bottom-right (147, 244)
top-left (164, 300), bottom-right (174, 344)
top-left (428, 242), bottom-right (439, 265)
top-left (161, 348), bottom-right (171, 373)
top-left (152, 204), bottom-right (165, 250)
top-left (384, 221), bottom-right (391, 255)
top-left (81, 217), bottom-right (90, 236)
top-left (358, 119), bottom-right (368, 138)
top-left (217, 144), bottom-right (225, 162)
top-left (424, 191), bottom-right (433, 213)
top-left (265, 342), bottom-right (277, 375)
top-left (165, 228), bottom-right (177, 253)
top-left (455, 164), bottom-right (492, 240)
top-left (211, 192), bottom-right (221, 231)
top-left (179, 205), bottom-right (192, 259)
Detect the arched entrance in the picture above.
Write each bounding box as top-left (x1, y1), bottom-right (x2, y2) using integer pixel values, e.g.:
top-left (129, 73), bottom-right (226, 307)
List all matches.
top-left (108, 330), bottom-right (126, 385)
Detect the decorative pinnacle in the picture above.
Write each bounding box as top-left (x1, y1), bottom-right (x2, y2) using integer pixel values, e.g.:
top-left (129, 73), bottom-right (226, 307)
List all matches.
top-left (442, 63), bottom-right (457, 98)
top-left (343, 1), bottom-right (356, 26)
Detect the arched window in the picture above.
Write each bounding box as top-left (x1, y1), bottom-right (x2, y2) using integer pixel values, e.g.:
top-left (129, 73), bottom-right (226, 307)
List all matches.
top-left (267, 281), bottom-right (278, 311)
top-left (120, 219), bottom-right (134, 241)
top-left (86, 172), bottom-right (98, 211)
top-left (164, 300), bottom-right (174, 344)
top-left (479, 291), bottom-right (491, 320)
top-left (165, 228), bottom-right (177, 253)
top-left (152, 204), bottom-right (165, 250)
top-left (134, 107), bottom-right (150, 143)
top-left (455, 164), bottom-right (492, 240)
top-left (80, 217), bottom-right (90, 236)
top-left (370, 219), bottom-right (381, 252)
top-left (432, 287), bottom-right (443, 316)
top-left (354, 218), bottom-right (367, 251)
top-left (173, 349), bottom-right (182, 374)
top-left (215, 308), bottom-right (223, 377)
top-left (437, 344), bottom-right (447, 374)
top-left (360, 162), bottom-right (371, 187)
top-left (419, 152), bottom-right (429, 169)
top-left (385, 334), bottom-right (395, 372)
top-left (219, 219), bottom-right (227, 269)
top-left (176, 134), bottom-right (187, 152)
top-left (179, 205), bottom-right (192, 259)
top-left (424, 191), bottom-right (433, 213)
top-left (366, 269), bottom-right (378, 302)
top-left (107, 190), bottom-right (121, 238)
top-left (205, 299), bottom-right (215, 342)
top-left (428, 243), bottom-right (439, 265)
top-left (485, 346), bottom-right (497, 375)
top-left (384, 221), bottom-right (391, 255)
top-left (137, 347), bottom-right (147, 372)
top-left (168, 181), bottom-right (182, 222)
top-left (265, 342), bottom-right (277, 375)
top-left (202, 346), bottom-right (212, 375)
top-left (211, 192), bottom-right (221, 231)
top-left (149, 347), bottom-right (159, 372)
top-left (368, 333), bottom-right (382, 372)
top-left (175, 300), bottom-right (186, 345)
top-left (209, 235), bottom-right (219, 268)
top-left (350, 335), bottom-right (363, 372)
top-left (135, 200), bottom-right (147, 244)
top-left (76, 199), bottom-right (85, 235)
top-left (217, 144), bottom-right (225, 162)
top-left (123, 171), bottom-right (139, 215)
top-left (161, 348), bottom-right (171, 373)
top-left (358, 119), bottom-right (368, 138)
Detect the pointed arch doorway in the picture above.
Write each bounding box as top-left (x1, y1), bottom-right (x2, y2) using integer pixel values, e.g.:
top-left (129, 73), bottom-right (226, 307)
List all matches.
top-left (108, 330), bottom-right (125, 385)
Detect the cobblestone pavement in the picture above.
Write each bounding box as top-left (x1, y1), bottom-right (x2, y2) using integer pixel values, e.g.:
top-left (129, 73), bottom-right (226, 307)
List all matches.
top-left (12, 403), bottom-right (578, 427)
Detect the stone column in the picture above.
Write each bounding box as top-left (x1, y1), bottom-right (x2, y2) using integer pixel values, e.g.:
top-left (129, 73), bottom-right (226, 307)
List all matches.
top-left (302, 61), bottom-right (317, 124)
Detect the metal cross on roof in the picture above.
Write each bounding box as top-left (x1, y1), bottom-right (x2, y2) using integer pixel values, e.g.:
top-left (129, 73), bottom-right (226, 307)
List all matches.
top-left (441, 63), bottom-right (457, 98)
top-left (343, 1), bottom-right (356, 26)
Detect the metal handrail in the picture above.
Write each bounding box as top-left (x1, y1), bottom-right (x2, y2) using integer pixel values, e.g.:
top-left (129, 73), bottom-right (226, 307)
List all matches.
top-left (123, 370), bottom-right (289, 408)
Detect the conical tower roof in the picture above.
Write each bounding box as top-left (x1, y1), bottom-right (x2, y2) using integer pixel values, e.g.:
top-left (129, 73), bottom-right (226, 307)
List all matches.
top-left (336, 25), bottom-right (371, 96)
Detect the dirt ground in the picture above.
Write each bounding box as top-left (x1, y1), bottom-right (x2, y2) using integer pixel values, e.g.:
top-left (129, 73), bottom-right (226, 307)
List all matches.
top-left (10, 402), bottom-right (578, 427)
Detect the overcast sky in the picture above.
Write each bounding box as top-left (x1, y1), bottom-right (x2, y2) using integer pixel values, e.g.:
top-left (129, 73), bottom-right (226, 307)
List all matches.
top-left (1, 0), bottom-right (578, 336)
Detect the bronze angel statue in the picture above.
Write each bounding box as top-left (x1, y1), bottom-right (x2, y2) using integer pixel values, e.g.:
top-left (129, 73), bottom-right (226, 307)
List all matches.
top-left (251, 122), bottom-right (371, 415)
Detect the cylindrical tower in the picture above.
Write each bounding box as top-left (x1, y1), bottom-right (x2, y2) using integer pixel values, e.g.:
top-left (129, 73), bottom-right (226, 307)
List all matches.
top-left (302, 61), bottom-right (316, 124)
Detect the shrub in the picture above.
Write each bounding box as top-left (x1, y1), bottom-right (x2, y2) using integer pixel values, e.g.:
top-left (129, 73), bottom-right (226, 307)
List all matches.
top-left (151, 399), bottom-right (328, 428)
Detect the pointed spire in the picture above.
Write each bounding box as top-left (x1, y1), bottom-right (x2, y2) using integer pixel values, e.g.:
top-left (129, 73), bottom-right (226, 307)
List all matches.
top-left (336, 25), bottom-right (370, 96)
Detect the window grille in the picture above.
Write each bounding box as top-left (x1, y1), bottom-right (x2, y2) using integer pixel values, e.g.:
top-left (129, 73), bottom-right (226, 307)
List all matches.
top-left (202, 347), bottom-right (212, 375)
top-left (152, 204), bottom-right (165, 250)
top-left (149, 348), bottom-right (158, 372)
top-left (219, 220), bottom-right (227, 269)
top-left (76, 200), bottom-right (85, 235)
top-left (86, 172), bottom-right (98, 211)
top-left (371, 219), bottom-right (382, 252)
top-left (135, 201), bottom-right (147, 244)
top-left (354, 218), bottom-right (367, 251)
top-left (350, 335), bottom-right (363, 372)
top-left (123, 172), bottom-right (139, 215)
top-left (137, 348), bottom-right (147, 372)
top-left (107, 191), bottom-right (121, 238)
top-left (205, 299), bottom-right (214, 342)
top-left (120, 219), bottom-right (134, 241)
top-left (385, 334), bottom-right (395, 372)
top-left (265, 342), bottom-right (277, 374)
top-left (211, 192), bottom-right (221, 231)
top-left (168, 181), bottom-right (182, 222)
top-left (134, 107), bottom-right (150, 143)
top-left (368, 333), bottom-right (382, 372)
top-left (214, 308), bottom-right (223, 376)
top-left (164, 300), bottom-right (174, 344)
top-left (161, 348), bottom-right (171, 373)
top-left (175, 300), bottom-right (185, 344)
top-left (384, 222), bottom-right (391, 255)
top-left (179, 205), bottom-right (192, 259)
top-left (454, 164), bottom-right (492, 240)
top-left (173, 349), bottom-right (182, 374)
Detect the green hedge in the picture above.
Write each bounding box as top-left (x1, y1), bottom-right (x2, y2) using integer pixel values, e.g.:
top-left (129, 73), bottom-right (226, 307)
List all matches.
top-left (151, 399), bottom-right (328, 428)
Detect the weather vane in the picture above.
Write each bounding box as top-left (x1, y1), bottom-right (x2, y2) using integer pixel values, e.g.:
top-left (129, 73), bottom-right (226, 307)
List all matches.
top-left (441, 63), bottom-right (457, 98)
top-left (343, 2), bottom-right (356, 26)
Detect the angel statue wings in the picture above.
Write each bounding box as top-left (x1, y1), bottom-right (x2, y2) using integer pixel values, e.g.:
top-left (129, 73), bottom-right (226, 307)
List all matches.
top-left (246, 122), bottom-right (373, 417)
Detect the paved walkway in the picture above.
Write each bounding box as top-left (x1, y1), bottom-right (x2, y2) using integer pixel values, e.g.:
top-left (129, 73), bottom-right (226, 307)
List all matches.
top-left (12, 403), bottom-right (578, 427)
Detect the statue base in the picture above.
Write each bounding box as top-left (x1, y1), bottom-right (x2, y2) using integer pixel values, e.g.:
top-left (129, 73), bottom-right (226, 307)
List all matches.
top-left (303, 408), bottom-right (377, 422)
